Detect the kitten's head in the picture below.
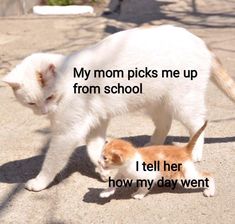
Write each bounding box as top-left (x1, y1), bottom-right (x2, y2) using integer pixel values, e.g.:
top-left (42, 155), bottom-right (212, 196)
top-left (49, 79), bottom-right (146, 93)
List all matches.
top-left (2, 53), bottom-right (64, 115)
top-left (99, 139), bottom-right (136, 169)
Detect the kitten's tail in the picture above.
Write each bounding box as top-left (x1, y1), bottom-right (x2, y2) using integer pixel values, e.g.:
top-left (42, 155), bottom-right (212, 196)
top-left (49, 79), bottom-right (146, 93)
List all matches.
top-left (210, 54), bottom-right (235, 102)
top-left (186, 121), bottom-right (208, 153)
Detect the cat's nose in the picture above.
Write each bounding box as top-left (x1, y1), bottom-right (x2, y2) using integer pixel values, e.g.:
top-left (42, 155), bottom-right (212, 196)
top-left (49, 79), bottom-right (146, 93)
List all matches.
top-left (41, 107), bottom-right (48, 114)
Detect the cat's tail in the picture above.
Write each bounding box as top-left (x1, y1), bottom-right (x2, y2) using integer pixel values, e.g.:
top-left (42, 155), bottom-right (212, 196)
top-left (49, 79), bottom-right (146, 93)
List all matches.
top-left (186, 121), bottom-right (208, 153)
top-left (210, 54), bottom-right (235, 102)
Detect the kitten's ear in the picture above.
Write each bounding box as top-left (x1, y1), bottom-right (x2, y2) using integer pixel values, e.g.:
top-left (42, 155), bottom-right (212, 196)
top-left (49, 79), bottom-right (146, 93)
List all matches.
top-left (37, 63), bottom-right (56, 88)
top-left (112, 151), bottom-right (123, 164)
top-left (2, 74), bottom-right (21, 90)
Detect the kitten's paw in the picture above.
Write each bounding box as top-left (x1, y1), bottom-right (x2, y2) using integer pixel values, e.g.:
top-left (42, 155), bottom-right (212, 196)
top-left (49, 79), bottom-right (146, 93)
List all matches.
top-left (203, 188), bottom-right (215, 197)
top-left (95, 167), bottom-right (111, 182)
top-left (131, 193), bottom-right (146, 200)
top-left (100, 188), bottom-right (115, 198)
top-left (25, 176), bottom-right (49, 192)
top-left (100, 172), bottom-right (110, 182)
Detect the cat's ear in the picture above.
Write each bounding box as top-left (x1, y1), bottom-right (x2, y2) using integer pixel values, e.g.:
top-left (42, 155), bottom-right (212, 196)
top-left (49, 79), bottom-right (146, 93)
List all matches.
top-left (37, 64), bottom-right (56, 88)
top-left (47, 64), bottom-right (56, 76)
top-left (112, 151), bottom-right (123, 164)
top-left (106, 137), bottom-right (114, 144)
top-left (2, 73), bottom-right (21, 90)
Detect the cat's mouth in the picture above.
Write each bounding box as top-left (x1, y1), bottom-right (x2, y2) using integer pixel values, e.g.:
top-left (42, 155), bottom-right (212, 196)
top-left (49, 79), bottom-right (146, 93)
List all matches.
top-left (32, 110), bottom-right (44, 115)
top-left (32, 109), bottom-right (48, 116)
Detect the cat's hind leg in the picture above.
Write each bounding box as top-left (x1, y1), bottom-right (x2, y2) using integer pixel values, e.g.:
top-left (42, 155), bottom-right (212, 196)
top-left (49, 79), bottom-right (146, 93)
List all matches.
top-left (178, 112), bottom-right (206, 162)
top-left (189, 120), bottom-right (205, 162)
top-left (175, 96), bottom-right (206, 162)
top-left (201, 172), bottom-right (215, 197)
top-left (181, 161), bottom-right (215, 197)
top-left (148, 108), bottom-right (172, 145)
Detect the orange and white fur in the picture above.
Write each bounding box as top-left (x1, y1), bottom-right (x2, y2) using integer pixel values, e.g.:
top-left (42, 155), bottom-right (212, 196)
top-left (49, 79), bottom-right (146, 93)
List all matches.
top-left (2, 25), bottom-right (234, 192)
top-left (99, 121), bottom-right (215, 199)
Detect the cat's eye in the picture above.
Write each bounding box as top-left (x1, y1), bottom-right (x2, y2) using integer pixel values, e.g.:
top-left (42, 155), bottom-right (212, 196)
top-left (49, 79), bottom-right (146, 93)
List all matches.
top-left (28, 102), bottom-right (35, 106)
top-left (46, 95), bottom-right (54, 101)
top-left (103, 155), bottom-right (108, 161)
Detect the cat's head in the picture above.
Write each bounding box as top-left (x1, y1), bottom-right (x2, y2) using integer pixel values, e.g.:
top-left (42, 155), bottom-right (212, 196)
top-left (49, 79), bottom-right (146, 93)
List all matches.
top-left (99, 139), bottom-right (136, 169)
top-left (2, 53), bottom-right (64, 115)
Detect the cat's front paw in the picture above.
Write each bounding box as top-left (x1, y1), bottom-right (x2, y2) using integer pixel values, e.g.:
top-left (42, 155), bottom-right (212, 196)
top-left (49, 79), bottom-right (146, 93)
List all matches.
top-left (95, 166), bottom-right (111, 182)
top-left (131, 192), bottom-right (146, 200)
top-left (100, 188), bottom-right (115, 198)
top-left (25, 176), bottom-right (49, 192)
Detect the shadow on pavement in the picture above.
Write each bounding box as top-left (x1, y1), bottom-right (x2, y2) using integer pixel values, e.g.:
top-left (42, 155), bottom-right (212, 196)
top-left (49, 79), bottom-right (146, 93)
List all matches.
top-left (83, 184), bottom-right (204, 205)
top-left (0, 133), bottom-right (233, 212)
top-left (1, 134), bottom-right (235, 185)
top-left (0, 145), bottom-right (98, 185)
top-left (103, 0), bottom-right (235, 33)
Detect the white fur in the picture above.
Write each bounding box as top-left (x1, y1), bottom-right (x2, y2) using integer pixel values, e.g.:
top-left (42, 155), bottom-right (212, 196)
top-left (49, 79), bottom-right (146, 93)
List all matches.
top-left (183, 160), bottom-right (215, 197)
top-left (183, 160), bottom-right (199, 179)
top-left (2, 53), bottom-right (65, 115)
top-left (3, 25), bottom-right (214, 191)
top-left (203, 179), bottom-right (215, 197)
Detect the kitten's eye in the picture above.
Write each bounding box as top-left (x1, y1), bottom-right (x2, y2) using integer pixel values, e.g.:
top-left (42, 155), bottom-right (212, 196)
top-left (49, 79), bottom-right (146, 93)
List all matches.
top-left (103, 155), bottom-right (108, 161)
top-left (46, 95), bottom-right (54, 101)
top-left (28, 102), bottom-right (35, 106)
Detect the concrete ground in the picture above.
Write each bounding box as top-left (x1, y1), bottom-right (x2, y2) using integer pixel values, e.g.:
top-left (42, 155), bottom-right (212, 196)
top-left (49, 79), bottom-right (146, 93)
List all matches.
top-left (0, 0), bottom-right (234, 223)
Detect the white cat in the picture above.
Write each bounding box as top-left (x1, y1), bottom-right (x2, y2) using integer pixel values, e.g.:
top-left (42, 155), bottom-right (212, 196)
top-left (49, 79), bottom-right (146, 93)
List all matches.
top-left (2, 25), bottom-right (235, 191)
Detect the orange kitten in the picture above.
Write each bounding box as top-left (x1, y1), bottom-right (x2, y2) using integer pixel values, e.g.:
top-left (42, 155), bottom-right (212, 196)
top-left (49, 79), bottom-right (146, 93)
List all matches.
top-left (99, 121), bottom-right (215, 199)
